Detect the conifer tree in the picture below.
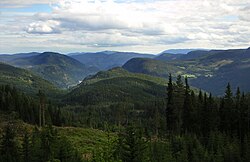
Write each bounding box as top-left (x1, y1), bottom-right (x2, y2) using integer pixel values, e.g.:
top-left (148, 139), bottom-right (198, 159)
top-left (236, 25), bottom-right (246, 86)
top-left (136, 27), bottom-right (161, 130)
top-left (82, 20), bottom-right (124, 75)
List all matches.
top-left (37, 90), bottom-right (46, 127)
top-left (235, 87), bottom-right (242, 138)
top-left (240, 93), bottom-right (249, 138)
top-left (182, 77), bottom-right (192, 133)
top-left (221, 83), bottom-right (234, 134)
top-left (176, 75), bottom-right (184, 88)
top-left (175, 75), bottom-right (185, 134)
top-left (166, 73), bottom-right (175, 133)
top-left (119, 126), bottom-right (147, 162)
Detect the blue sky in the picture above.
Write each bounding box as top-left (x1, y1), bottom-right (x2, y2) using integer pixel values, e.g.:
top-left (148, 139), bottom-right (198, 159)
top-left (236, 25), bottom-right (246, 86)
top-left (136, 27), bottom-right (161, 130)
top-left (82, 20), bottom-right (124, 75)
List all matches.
top-left (0, 0), bottom-right (249, 54)
top-left (0, 4), bottom-right (52, 13)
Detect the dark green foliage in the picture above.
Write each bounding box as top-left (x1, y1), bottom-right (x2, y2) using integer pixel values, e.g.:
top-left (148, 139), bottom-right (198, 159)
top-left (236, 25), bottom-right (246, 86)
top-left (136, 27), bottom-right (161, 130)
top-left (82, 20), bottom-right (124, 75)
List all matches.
top-left (22, 130), bottom-right (31, 162)
top-left (60, 76), bottom-right (250, 162)
top-left (147, 140), bottom-right (174, 162)
top-left (0, 124), bottom-right (20, 162)
top-left (0, 62), bottom-right (59, 97)
top-left (65, 77), bottom-right (166, 106)
top-left (220, 83), bottom-right (234, 134)
top-left (26, 126), bottom-right (83, 162)
top-left (166, 73), bottom-right (176, 133)
top-left (117, 126), bottom-right (147, 162)
top-left (1, 71), bottom-right (250, 162)
top-left (0, 85), bottom-right (64, 126)
top-left (182, 77), bottom-right (193, 133)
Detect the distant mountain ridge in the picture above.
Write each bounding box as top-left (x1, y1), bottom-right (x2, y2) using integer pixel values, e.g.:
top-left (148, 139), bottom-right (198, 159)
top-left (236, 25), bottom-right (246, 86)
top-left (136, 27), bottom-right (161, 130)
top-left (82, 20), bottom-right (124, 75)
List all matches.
top-left (160, 49), bottom-right (208, 54)
top-left (4, 52), bottom-right (98, 88)
top-left (123, 47), bottom-right (250, 95)
top-left (1, 47), bottom-right (249, 95)
top-left (0, 52), bottom-right (40, 62)
top-left (69, 51), bottom-right (155, 70)
top-left (155, 50), bottom-right (210, 61)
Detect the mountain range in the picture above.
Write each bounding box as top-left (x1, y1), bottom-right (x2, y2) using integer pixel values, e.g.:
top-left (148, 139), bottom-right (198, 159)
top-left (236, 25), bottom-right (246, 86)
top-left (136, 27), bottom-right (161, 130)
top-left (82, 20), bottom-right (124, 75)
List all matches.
top-left (0, 47), bottom-right (250, 96)
top-left (1, 52), bottom-right (98, 88)
top-left (124, 48), bottom-right (250, 95)
top-left (69, 51), bottom-right (155, 70)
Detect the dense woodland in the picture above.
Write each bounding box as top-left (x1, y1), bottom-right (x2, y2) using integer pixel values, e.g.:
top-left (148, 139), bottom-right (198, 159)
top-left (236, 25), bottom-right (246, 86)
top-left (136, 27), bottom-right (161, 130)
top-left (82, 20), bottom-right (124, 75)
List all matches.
top-left (1, 74), bottom-right (250, 162)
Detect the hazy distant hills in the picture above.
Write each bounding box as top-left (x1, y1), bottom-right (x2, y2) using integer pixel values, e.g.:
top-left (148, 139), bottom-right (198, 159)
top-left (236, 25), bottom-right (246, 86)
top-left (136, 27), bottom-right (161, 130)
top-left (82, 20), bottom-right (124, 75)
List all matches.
top-left (155, 50), bottom-right (209, 61)
top-left (69, 51), bottom-right (155, 70)
top-left (7, 52), bottom-right (98, 88)
top-left (123, 48), bottom-right (250, 95)
top-left (123, 58), bottom-right (183, 78)
top-left (0, 62), bottom-right (58, 96)
top-left (0, 52), bottom-right (40, 62)
top-left (0, 51), bottom-right (155, 89)
top-left (0, 48), bottom-right (249, 95)
top-left (160, 49), bottom-right (207, 54)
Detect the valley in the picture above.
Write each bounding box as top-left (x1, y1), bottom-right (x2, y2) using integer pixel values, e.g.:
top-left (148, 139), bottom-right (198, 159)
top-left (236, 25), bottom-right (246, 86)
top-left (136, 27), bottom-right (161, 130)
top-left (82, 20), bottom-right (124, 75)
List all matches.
top-left (1, 1), bottom-right (249, 161)
top-left (0, 47), bottom-right (250, 162)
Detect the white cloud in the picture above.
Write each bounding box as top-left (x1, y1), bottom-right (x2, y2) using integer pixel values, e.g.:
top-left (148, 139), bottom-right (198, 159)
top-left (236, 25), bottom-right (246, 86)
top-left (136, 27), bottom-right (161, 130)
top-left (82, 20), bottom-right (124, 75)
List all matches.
top-left (26, 20), bottom-right (61, 34)
top-left (1, 0), bottom-right (250, 53)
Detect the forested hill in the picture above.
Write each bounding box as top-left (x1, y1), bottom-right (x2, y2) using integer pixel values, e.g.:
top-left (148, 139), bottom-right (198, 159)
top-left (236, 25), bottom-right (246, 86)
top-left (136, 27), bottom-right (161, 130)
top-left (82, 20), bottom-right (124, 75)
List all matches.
top-left (0, 62), bottom-right (59, 96)
top-left (64, 67), bottom-right (168, 105)
top-left (1, 48), bottom-right (250, 162)
top-left (123, 47), bottom-right (250, 95)
top-left (8, 52), bottom-right (98, 88)
top-left (1, 74), bottom-right (250, 162)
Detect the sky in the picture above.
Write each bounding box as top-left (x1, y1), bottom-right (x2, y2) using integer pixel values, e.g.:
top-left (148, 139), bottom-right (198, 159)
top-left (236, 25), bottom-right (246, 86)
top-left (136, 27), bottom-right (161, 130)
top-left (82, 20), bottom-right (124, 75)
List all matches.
top-left (0, 0), bottom-right (250, 54)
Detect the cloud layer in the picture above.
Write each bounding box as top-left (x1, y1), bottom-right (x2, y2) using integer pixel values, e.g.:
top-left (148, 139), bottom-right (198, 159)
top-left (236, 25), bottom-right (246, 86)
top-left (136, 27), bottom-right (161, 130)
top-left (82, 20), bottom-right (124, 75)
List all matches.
top-left (0, 0), bottom-right (250, 53)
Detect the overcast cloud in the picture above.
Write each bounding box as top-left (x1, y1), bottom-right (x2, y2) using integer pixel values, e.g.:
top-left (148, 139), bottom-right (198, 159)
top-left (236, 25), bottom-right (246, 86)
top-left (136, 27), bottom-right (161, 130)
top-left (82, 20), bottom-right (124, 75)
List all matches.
top-left (0, 0), bottom-right (250, 53)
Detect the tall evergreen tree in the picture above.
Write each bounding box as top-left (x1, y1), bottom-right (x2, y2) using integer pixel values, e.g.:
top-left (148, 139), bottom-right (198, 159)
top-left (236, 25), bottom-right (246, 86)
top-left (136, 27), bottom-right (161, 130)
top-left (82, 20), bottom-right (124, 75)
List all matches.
top-left (118, 126), bottom-right (147, 162)
top-left (235, 87), bottom-right (242, 139)
top-left (174, 75), bottom-right (185, 135)
top-left (37, 90), bottom-right (46, 127)
top-left (166, 73), bottom-right (179, 134)
top-left (221, 83), bottom-right (234, 134)
top-left (182, 77), bottom-right (192, 133)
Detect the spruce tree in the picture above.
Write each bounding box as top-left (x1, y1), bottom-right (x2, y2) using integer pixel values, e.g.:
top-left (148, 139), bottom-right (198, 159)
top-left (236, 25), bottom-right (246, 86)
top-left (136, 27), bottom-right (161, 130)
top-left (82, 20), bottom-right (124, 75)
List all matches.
top-left (182, 77), bottom-right (192, 133)
top-left (174, 75), bottom-right (185, 134)
top-left (225, 83), bottom-right (234, 134)
top-left (166, 73), bottom-right (176, 134)
top-left (235, 87), bottom-right (242, 139)
top-left (37, 90), bottom-right (46, 127)
top-left (176, 75), bottom-right (184, 88)
top-left (220, 83), bottom-right (234, 134)
top-left (119, 126), bottom-right (147, 162)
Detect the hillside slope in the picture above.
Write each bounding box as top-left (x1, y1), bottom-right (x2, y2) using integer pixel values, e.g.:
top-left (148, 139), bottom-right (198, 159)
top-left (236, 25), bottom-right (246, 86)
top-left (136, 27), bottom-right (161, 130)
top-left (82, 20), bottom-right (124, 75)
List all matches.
top-left (0, 62), bottom-right (59, 96)
top-left (10, 52), bottom-right (98, 88)
top-left (123, 48), bottom-right (250, 95)
top-left (0, 52), bottom-right (40, 62)
top-left (65, 68), bottom-right (168, 105)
